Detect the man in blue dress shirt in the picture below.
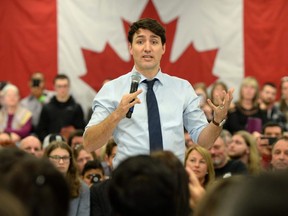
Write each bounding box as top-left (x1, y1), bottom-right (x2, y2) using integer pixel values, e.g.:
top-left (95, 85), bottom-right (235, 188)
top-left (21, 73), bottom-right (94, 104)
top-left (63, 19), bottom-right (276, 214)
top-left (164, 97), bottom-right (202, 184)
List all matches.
top-left (84, 18), bottom-right (233, 168)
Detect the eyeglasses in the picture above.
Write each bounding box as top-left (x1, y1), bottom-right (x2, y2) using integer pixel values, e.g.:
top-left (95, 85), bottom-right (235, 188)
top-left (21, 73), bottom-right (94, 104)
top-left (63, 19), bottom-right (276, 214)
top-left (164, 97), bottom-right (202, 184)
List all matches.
top-left (55, 84), bottom-right (69, 89)
top-left (49, 155), bottom-right (71, 163)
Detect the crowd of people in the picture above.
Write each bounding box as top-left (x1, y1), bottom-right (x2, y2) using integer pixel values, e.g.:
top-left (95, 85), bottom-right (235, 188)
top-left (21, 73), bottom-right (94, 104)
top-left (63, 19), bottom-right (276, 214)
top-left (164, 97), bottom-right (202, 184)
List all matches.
top-left (1, 17), bottom-right (288, 216)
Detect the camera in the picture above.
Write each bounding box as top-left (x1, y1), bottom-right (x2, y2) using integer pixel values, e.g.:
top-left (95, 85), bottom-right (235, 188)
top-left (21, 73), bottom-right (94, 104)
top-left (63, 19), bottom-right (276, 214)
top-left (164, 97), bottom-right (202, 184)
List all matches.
top-left (90, 174), bottom-right (102, 184)
top-left (31, 78), bottom-right (41, 87)
top-left (260, 136), bottom-right (278, 145)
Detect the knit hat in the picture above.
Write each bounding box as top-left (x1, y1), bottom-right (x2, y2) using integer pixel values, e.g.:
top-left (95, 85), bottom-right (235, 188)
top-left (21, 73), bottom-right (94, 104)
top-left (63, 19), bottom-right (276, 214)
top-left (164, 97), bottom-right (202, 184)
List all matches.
top-left (43, 133), bottom-right (66, 149)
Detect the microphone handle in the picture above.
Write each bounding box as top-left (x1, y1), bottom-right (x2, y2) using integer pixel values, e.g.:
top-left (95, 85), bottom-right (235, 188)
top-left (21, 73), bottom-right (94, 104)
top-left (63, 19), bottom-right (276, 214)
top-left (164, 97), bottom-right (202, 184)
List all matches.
top-left (126, 81), bottom-right (139, 118)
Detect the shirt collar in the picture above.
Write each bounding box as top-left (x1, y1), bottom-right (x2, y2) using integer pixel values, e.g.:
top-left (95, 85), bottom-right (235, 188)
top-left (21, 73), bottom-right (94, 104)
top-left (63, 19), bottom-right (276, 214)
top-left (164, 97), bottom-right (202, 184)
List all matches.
top-left (131, 66), bottom-right (164, 85)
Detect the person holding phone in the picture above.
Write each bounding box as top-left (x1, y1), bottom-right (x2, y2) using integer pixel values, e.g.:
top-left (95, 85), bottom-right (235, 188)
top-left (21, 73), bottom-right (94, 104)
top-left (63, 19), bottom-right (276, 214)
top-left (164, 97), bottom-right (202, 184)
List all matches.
top-left (21, 72), bottom-right (54, 130)
top-left (255, 121), bottom-right (283, 170)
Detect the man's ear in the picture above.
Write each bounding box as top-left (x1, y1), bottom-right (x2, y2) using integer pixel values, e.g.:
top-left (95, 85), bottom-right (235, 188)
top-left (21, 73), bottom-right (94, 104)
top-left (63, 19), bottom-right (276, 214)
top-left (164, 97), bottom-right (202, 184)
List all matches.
top-left (128, 43), bottom-right (133, 55)
top-left (162, 43), bottom-right (166, 54)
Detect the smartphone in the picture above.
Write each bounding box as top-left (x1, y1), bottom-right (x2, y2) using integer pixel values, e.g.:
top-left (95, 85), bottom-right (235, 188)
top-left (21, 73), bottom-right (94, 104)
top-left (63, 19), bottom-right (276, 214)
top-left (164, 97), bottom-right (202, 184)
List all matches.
top-left (260, 137), bottom-right (278, 145)
top-left (31, 78), bottom-right (41, 87)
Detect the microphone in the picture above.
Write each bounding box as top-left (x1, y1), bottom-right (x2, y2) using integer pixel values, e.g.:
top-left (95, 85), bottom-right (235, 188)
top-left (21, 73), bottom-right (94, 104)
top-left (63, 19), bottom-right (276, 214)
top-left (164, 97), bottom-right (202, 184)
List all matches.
top-left (126, 72), bottom-right (141, 118)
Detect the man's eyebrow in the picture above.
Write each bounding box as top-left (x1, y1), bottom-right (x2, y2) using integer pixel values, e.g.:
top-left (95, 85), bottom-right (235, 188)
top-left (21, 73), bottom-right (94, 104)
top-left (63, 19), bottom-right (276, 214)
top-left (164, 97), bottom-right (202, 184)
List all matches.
top-left (150, 35), bottom-right (159, 38)
top-left (135, 35), bottom-right (145, 39)
top-left (135, 34), bottom-right (160, 39)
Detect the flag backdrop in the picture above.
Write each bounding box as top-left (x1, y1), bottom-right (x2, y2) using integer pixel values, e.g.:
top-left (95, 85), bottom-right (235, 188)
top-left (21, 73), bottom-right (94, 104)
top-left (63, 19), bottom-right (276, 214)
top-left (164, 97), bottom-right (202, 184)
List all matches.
top-left (1, 0), bottom-right (288, 115)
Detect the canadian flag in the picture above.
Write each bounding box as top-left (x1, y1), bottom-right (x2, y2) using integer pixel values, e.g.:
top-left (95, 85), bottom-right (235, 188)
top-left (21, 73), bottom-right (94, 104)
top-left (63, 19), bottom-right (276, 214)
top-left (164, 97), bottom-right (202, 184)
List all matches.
top-left (1, 0), bottom-right (288, 114)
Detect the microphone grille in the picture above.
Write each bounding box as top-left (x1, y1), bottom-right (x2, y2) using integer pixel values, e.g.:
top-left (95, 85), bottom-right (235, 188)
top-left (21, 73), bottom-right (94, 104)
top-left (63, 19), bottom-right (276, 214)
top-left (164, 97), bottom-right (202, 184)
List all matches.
top-left (131, 72), bottom-right (141, 83)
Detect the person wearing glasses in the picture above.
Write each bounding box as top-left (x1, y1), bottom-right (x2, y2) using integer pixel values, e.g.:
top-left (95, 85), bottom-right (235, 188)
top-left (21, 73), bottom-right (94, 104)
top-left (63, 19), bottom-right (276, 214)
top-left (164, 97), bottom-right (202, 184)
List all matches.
top-left (44, 141), bottom-right (90, 216)
top-left (37, 74), bottom-right (86, 141)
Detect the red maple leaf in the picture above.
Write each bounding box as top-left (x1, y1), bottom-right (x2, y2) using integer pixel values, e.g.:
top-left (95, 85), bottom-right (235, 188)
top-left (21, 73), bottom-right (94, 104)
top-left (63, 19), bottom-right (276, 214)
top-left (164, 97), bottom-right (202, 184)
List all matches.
top-left (81, 0), bottom-right (218, 92)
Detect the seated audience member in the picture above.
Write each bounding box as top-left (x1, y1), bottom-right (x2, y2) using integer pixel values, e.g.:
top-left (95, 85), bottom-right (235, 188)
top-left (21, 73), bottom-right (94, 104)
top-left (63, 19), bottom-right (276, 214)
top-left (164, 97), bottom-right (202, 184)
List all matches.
top-left (20, 72), bottom-right (54, 131)
top-left (73, 144), bottom-right (97, 174)
top-left (82, 160), bottom-right (105, 187)
top-left (1, 156), bottom-right (70, 216)
top-left (18, 135), bottom-right (42, 158)
top-left (209, 130), bottom-right (248, 178)
top-left (224, 76), bottom-right (268, 134)
top-left (270, 136), bottom-right (288, 171)
top-left (0, 147), bottom-right (31, 186)
top-left (151, 151), bottom-right (192, 215)
top-left (207, 172), bottom-right (288, 216)
top-left (228, 130), bottom-right (262, 175)
top-left (109, 155), bottom-right (189, 216)
top-left (44, 141), bottom-right (90, 216)
top-left (259, 82), bottom-right (287, 130)
top-left (0, 84), bottom-right (32, 141)
top-left (255, 122), bottom-right (283, 170)
top-left (102, 138), bottom-right (117, 178)
top-left (37, 74), bottom-right (85, 141)
top-left (90, 179), bottom-right (112, 216)
top-left (185, 146), bottom-right (215, 188)
top-left (68, 129), bottom-right (84, 149)
top-left (194, 175), bottom-right (246, 216)
top-left (42, 133), bottom-right (66, 150)
top-left (275, 76), bottom-right (288, 131)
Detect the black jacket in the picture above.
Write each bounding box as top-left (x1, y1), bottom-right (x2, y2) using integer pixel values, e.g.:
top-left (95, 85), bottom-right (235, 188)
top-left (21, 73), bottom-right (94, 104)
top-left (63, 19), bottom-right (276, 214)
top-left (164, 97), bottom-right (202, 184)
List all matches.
top-left (37, 95), bottom-right (85, 140)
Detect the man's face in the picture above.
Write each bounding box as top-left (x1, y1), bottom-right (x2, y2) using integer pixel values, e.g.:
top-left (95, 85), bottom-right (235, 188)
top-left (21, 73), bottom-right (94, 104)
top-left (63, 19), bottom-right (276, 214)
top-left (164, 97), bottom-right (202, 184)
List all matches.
top-left (54, 78), bottom-right (70, 100)
top-left (129, 28), bottom-right (165, 74)
top-left (257, 126), bottom-right (282, 156)
top-left (20, 136), bottom-right (42, 158)
top-left (228, 134), bottom-right (249, 159)
top-left (209, 137), bottom-right (227, 168)
top-left (30, 77), bottom-right (45, 98)
top-left (260, 85), bottom-right (276, 105)
top-left (271, 140), bottom-right (288, 170)
top-left (264, 126), bottom-right (282, 138)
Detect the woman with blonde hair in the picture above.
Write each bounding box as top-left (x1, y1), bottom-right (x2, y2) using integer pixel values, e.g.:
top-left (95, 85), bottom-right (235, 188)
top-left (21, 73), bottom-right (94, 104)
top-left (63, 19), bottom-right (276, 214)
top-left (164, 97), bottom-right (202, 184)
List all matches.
top-left (224, 76), bottom-right (268, 134)
top-left (185, 145), bottom-right (215, 188)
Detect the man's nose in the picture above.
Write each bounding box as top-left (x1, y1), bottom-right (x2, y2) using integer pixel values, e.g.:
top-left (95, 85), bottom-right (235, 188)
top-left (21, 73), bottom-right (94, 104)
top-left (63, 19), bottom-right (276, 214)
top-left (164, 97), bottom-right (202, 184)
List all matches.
top-left (278, 152), bottom-right (285, 160)
top-left (144, 42), bottom-right (151, 52)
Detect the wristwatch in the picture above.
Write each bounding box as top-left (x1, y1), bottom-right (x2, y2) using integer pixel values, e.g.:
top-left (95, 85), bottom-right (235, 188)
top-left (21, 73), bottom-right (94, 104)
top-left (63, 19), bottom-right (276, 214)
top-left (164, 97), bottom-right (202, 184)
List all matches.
top-left (212, 118), bottom-right (226, 127)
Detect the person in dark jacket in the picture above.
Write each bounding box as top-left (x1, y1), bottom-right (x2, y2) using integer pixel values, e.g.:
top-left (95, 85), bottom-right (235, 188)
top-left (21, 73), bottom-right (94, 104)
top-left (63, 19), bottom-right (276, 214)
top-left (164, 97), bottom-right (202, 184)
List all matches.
top-left (37, 74), bottom-right (85, 141)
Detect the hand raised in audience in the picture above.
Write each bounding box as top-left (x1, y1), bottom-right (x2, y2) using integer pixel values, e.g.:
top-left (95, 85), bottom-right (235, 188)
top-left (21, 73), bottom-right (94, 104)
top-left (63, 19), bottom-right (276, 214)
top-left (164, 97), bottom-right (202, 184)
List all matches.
top-left (186, 165), bottom-right (205, 209)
